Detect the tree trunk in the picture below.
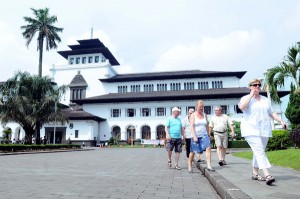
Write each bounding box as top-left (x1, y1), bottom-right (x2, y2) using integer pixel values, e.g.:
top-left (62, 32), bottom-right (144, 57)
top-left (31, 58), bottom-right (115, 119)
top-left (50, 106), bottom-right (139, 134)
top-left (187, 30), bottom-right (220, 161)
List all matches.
top-left (35, 121), bottom-right (41, 144)
top-left (38, 39), bottom-right (44, 77)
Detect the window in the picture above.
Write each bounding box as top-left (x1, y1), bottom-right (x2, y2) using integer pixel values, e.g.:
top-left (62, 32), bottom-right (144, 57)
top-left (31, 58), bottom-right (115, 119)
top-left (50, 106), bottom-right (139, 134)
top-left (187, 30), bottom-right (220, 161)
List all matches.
top-left (212, 81), bottom-right (223, 89)
top-left (88, 56), bottom-right (93, 63)
top-left (112, 109), bottom-right (121, 117)
top-left (95, 56), bottom-right (99, 63)
top-left (142, 108), bottom-right (151, 117)
top-left (234, 105), bottom-right (243, 114)
top-left (156, 107), bottom-right (165, 116)
top-left (198, 81), bottom-right (209, 89)
top-left (102, 57), bottom-right (106, 62)
top-left (144, 84), bottom-right (154, 92)
top-left (186, 106), bottom-right (195, 114)
top-left (82, 57), bottom-right (86, 64)
top-left (220, 105), bottom-right (228, 114)
top-left (76, 57), bottom-right (80, 64)
top-left (69, 58), bottom-right (74, 65)
top-left (204, 106), bottom-right (212, 115)
top-left (127, 109), bottom-right (135, 117)
top-left (75, 130), bottom-right (79, 138)
top-left (170, 83), bottom-right (181, 91)
top-left (118, 85), bottom-right (128, 93)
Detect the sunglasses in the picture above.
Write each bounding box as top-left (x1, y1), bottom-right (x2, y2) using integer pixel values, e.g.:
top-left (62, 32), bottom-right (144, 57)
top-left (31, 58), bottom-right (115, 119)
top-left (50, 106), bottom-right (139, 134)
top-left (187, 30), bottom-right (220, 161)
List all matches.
top-left (250, 84), bottom-right (261, 87)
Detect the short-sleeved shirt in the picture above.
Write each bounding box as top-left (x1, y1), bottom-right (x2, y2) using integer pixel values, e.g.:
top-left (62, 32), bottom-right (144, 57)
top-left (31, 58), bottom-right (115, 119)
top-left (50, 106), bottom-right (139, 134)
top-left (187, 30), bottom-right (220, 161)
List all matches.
top-left (239, 95), bottom-right (273, 137)
top-left (209, 114), bottom-right (233, 132)
top-left (182, 116), bottom-right (192, 138)
top-left (166, 116), bottom-right (182, 139)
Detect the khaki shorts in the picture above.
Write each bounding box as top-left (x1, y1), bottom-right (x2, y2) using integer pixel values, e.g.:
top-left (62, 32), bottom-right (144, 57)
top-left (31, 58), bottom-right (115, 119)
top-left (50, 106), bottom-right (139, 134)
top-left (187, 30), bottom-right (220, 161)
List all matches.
top-left (214, 132), bottom-right (228, 148)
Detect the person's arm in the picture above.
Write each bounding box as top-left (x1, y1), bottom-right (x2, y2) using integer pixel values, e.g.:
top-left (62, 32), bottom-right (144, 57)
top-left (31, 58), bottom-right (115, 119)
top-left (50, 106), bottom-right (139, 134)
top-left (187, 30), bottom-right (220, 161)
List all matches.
top-left (165, 125), bottom-right (171, 140)
top-left (271, 112), bottom-right (287, 128)
top-left (238, 91), bottom-right (255, 111)
top-left (206, 114), bottom-right (211, 140)
top-left (229, 124), bottom-right (235, 138)
top-left (190, 114), bottom-right (197, 142)
top-left (208, 118), bottom-right (213, 137)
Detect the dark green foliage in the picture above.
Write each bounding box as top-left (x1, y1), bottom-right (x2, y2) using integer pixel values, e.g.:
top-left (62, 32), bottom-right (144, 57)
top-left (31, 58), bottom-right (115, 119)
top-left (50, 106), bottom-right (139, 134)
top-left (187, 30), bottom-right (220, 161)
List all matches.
top-left (230, 121), bottom-right (244, 140)
top-left (290, 129), bottom-right (300, 148)
top-left (267, 130), bottom-right (293, 151)
top-left (0, 144), bottom-right (81, 152)
top-left (108, 137), bottom-right (114, 145)
top-left (228, 140), bottom-right (250, 148)
top-left (285, 84), bottom-right (300, 129)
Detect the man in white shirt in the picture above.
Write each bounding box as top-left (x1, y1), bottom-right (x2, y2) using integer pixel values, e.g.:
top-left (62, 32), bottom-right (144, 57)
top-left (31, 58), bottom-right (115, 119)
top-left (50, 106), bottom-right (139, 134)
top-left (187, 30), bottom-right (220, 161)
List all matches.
top-left (209, 106), bottom-right (235, 166)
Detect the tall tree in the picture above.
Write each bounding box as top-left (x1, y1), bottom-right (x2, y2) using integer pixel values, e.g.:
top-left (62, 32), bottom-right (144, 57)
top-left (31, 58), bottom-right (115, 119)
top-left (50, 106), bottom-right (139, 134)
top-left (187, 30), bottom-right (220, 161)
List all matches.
top-left (265, 43), bottom-right (300, 103)
top-left (21, 8), bottom-right (63, 77)
top-left (0, 72), bottom-right (67, 144)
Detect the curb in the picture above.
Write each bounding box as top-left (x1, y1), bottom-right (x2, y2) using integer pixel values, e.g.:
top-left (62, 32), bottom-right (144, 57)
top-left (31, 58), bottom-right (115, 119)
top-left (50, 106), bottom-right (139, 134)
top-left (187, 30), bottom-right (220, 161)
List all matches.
top-left (196, 161), bottom-right (252, 199)
top-left (0, 148), bottom-right (94, 156)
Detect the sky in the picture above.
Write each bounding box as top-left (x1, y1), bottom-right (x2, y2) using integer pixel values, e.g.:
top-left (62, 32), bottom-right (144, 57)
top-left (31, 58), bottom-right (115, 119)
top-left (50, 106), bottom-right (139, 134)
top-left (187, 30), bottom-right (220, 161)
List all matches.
top-left (0, 0), bottom-right (298, 117)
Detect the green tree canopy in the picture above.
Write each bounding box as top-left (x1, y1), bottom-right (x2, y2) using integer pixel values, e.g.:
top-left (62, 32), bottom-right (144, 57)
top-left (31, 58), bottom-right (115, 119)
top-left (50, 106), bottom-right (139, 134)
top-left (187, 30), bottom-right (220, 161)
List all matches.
top-left (21, 8), bottom-right (63, 77)
top-left (265, 43), bottom-right (300, 103)
top-left (0, 71), bottom-right (67, 144)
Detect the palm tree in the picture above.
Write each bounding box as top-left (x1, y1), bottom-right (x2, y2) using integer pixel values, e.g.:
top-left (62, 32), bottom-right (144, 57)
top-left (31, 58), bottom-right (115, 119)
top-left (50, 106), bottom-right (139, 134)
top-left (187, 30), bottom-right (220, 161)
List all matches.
top-left (265, 43), bottom-right (300, 103)
top-left (21, 8), bottom-right (63, 77)
top-left (0, 72), bottom-right (67, 144)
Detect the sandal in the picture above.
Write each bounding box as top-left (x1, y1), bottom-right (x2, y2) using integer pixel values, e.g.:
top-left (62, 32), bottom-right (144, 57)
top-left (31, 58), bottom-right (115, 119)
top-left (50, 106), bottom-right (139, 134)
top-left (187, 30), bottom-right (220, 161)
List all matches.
top-left (207, 167), bottom-right (215, 172)
top-left (168, 160), bottom-right (171, 167)
top-left (175, 165), bottom-right (181, 170)
top-left (252, 173), bottom-right (266, 181)
top-left (188, 165), bottom-right (193, 173)
top-left (219, 160), bottom-right (224, 166)
top-left (222, 160), bottom-right (227, 165)
top-left (265, 175), bottom-right (275, 185)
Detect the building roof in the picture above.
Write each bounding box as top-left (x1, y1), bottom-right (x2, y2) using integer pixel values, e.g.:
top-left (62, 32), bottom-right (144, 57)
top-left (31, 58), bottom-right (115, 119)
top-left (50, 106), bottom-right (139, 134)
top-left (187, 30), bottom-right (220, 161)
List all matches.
top-left (57, 39), bottom-right (120, 66)
top-left (72, 87), bottom-right (290, 104)
top-left (61, 108), bottom-right (106, 122)
top-left (69, 71), bottom-right (88, 87)
top-left (99, 70), bottom-right (247, 82)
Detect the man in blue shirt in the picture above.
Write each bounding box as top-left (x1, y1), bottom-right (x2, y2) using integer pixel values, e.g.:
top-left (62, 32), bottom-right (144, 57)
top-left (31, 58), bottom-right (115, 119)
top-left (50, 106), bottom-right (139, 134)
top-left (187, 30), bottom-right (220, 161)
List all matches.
top-left (165, 107), bottom-right (184, 170)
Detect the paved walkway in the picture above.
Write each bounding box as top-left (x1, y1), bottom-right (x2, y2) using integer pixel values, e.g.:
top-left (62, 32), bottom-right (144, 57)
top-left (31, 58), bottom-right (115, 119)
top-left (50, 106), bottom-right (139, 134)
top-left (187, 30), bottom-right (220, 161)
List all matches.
top-left (196, 149), bottom-right (300, 199)
top-left (0, 148), bottom-right (221, 199)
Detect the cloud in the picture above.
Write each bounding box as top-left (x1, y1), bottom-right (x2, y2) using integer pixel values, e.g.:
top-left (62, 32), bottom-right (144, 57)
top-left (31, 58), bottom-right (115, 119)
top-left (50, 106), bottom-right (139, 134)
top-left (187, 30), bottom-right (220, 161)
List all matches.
top-left (0, 21), bottom-right (38, 81)
top-left (153, 30), bottom-right (264, 72)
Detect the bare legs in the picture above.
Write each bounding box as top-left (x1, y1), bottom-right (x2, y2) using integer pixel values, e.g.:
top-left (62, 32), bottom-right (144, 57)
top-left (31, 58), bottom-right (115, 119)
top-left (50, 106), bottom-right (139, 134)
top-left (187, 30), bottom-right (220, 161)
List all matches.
top-left (217, 146), bottom-right (226, 161)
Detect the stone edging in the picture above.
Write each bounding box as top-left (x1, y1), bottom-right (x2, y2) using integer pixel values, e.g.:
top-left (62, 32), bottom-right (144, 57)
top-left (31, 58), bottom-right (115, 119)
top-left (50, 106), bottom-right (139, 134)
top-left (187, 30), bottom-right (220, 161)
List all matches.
top-left (196, 161), bottom-right (252, 199)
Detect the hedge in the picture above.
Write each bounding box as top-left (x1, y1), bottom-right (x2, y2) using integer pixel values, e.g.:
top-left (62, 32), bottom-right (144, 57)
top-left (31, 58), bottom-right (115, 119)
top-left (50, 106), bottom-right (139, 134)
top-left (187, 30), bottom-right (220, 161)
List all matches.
top-left (0, 144), bottom-right (81, 152)
top-left (266, 130), bottom-right (293, 151)
top-left (228, 140), bottom-right (250, 148)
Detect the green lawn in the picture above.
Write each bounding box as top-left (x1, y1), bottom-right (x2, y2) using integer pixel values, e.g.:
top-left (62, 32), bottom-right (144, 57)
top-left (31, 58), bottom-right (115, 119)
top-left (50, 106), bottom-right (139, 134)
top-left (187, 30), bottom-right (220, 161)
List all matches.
top-left (233, 149), bottom-right (300, 171)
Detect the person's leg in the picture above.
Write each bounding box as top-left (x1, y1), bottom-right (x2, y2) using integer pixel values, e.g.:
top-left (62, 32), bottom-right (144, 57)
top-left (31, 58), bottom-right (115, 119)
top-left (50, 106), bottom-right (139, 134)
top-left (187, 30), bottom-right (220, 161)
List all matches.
top-left (245, 136), bottom-right (273, 183)
top-left (221, 133), bottom-right (228, 164)
top-left (174, 138), bottom-right (182, 169)
top-left (201, 134), bottom-right (214, 171)
top-left (188, 152), bottom-right (194, 172)
top-left (214, 133), bottom-right (223, 165)
top-left (185, 138), bottom-right (191, 158)
top-left (167, 139), bottom-right (174, 167)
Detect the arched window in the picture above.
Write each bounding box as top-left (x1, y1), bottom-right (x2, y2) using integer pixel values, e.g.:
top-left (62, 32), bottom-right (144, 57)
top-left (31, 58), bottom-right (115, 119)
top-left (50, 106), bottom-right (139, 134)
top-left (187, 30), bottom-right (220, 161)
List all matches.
top-left (156, 125), bottom-right (166, 139)
top-left (141, 125), bottom-right (151, 139)
top-left (111, 126), bottom-right (121, 139)
top-left (127, 126), bottom-right (136, 140)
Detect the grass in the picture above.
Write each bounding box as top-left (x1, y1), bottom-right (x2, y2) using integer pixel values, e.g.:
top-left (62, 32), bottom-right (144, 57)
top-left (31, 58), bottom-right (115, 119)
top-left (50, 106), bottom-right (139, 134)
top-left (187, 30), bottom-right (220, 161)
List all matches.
top-left (233, 148), bottom-right (300, 171)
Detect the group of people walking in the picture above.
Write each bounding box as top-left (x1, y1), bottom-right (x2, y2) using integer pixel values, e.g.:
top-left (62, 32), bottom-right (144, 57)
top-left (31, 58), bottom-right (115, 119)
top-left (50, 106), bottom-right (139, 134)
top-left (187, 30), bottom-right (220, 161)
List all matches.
top-left (165, 78), bottom-right (287, 186)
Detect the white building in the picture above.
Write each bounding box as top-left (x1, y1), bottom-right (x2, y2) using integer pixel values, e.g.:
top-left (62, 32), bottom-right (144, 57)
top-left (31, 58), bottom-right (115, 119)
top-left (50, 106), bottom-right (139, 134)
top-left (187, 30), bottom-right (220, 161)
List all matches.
top-left (1, 38), bottom-right (289, 146)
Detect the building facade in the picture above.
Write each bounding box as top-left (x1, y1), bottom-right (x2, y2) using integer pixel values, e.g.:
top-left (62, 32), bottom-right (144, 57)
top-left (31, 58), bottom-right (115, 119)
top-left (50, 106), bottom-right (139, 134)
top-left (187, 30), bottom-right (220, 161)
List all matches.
top-left (1, 38), bottom-right (289, 146)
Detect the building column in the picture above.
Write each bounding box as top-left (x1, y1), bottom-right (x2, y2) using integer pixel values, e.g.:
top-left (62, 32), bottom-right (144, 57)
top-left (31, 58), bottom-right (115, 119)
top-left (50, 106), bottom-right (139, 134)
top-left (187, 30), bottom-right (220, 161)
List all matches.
top-left (151, 131), bottom-right (156, 140)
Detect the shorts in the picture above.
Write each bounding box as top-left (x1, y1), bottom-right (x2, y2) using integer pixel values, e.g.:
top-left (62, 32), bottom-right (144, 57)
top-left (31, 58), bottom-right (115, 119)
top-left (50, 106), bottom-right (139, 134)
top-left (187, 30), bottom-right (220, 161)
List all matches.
top-left (166, 138), bottom-right (182, 153)
top-left (214, 132), bottom-right (228, 148)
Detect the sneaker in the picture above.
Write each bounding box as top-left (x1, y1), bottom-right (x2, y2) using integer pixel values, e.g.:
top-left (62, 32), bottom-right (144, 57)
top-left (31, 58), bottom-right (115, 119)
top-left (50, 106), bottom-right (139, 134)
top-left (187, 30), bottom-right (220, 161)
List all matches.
top-left (197, 159), bottom-right (205, 163)
top-left (222, 160), bottom-right (227, 165)
top-left (206, 167), bottom-right (215, 172)
top-left (175, 165), bottom-right (181, 170)
top-left (219, 160), bottom-right (224, 166)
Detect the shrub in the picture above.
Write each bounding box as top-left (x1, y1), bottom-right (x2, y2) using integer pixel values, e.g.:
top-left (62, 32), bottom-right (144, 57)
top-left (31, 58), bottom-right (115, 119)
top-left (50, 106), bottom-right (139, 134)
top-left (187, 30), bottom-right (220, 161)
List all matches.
top-left (0, 144), bottom-right (81, 152)
top-left (266, 130), bottom-right (292, 151)
top-left (108, 137), bottom-right (114, 145)
top-left (228, 140), bottom-right (250, 148)
top-left (290, 129), bottom-right (300, 148)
